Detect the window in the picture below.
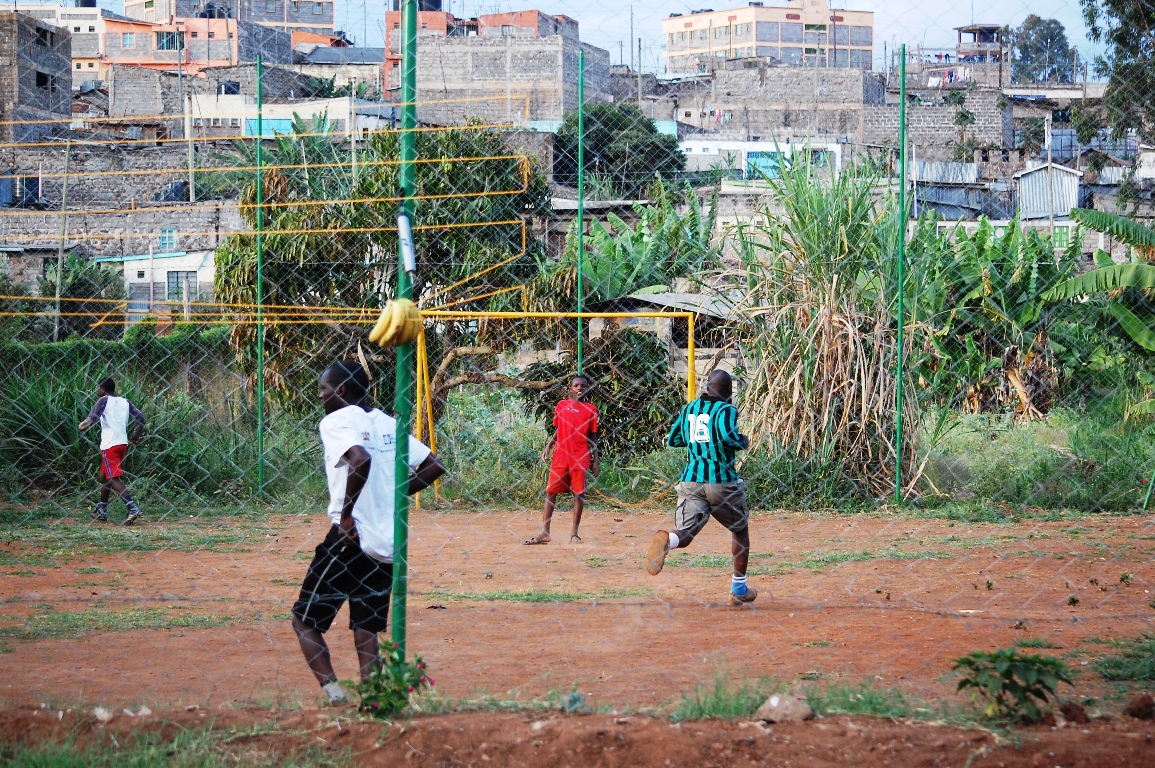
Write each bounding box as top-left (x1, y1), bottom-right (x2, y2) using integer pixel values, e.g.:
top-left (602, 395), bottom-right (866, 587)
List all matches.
top-left (158, 229), bottom-right (177, 251)
top-left (35, 71), bottom-right (58, 92)
top-left (76, 63), bottom-right (82, 70)
top-left (121, 32), bottom-right (135, 48)
top-left (266, 0), bottom-right (276, 11)
top-left (1053, 226), bottom-right (1070, 249)
top-left (313, 1), bottom-right (323, 14)
top-left (155, 31), bottom-right (184, 50)
top-left (804, 24), bottom-right (828, 31)
top-left (684, 110), bottom-right (692, 118)
top-left (74, 26), bottom-right (81, 32)
top-left (217, 80), bottom-right (240, 95)
top-left (167, 272), bottom-right (197, 301)
top-left (713, 25), bottom-right (729, 38)
top-left (501, 24), bottom-right (512, 36)
top-left (192, 117), bottom-right (203, 127)
top-left (230, 118), bottom-right (240, 127)
top-left (88, 62), bottom-right (94, 68)
top-left (88, 25), bottom-right (95, 32)
top-left (207, 32), bottom-right (215, 38)
top-left (190, 31), bottom-right (198, 37)
top-left (136, 270), bottom-right (146, 279)
top-left (144, 0), bottom-right (154, 7)
top-left (291, 0), bottom-right (298, 9)
top-left (210, 117), bottom-right (222, 127)
top-left (35, 28), bottom-right (55, 47)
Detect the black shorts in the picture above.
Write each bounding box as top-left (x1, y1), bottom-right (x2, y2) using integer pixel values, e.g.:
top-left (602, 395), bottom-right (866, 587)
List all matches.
top-left (292, 525), bottom-right (393, 633)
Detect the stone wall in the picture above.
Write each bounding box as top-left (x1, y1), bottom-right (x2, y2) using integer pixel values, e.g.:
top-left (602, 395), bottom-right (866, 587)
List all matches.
top-left (862, 89), bottom-right (1012, 161)
top-left (0, 13), bottom-right (73, 144)
top-left (109, 62), bottom-right (320, 119)
top-left (0, 202), bottom-right (245, 259)
top-left (0, 141), bottom-right (240, 208)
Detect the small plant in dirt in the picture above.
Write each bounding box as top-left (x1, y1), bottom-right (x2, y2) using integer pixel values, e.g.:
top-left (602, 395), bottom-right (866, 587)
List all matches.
top-left (354, 642), bottom-right (434, 720)
top-left (953, 648), bottom-right (1074, 722)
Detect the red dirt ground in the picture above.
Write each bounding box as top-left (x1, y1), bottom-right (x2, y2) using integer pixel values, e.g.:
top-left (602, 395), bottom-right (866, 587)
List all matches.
top-left (3, 705), bottom-right (1155, 766)
top-left (2, 507), bottom-right (1155, 762)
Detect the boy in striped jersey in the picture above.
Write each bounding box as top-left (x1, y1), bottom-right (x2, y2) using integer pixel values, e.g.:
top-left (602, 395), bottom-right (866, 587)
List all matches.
top-left (645, 370), bottom-right (756, 606)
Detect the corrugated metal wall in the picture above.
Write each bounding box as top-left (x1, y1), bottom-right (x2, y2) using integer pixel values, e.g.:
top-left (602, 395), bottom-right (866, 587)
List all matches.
top-left (1018, 166), bottom-right (1080, 220)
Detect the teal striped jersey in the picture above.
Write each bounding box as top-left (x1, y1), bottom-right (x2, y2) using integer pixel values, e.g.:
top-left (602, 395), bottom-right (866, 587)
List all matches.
top-left (667, 396), bottom-right (745, 484)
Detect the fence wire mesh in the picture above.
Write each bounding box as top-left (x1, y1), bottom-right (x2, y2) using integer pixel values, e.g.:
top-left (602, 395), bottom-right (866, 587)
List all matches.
top-left (1, 0), bottom-right (1155, 736)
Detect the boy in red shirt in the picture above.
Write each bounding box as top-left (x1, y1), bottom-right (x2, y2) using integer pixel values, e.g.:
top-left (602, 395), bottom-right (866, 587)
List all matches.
top-left (525, 374), bottom-right (599, 544)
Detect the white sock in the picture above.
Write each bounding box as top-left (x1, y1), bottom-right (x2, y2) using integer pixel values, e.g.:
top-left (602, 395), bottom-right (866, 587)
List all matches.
top-left (668, 531), bottom-right (680, 549)
top-left (322, 681), bottom-right (347, 703)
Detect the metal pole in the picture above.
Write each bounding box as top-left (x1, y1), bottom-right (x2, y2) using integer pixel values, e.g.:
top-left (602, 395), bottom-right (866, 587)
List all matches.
top-left (1046, 115), bottom-right (1055, 239)
top-left (53, 141), bottom-right (70, 342)
top-left (894, 44), bottom-right (907, 504)
top-left (576, 49), bottom-right (585, 374)
top-left (391, 0), bottom-right (418, 659)
top-left (1143, 468), bottom-right (1155, 512)
top-left (185, 92), bottom-right (196, 202)
top-left (637, 38), bottom-right (642, 109)
top-left (256, 54), bottom-right (266, 497)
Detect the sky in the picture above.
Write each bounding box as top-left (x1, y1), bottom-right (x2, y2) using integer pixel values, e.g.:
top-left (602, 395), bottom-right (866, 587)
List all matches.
top-left (87, 0), bottom-right (1101, 73)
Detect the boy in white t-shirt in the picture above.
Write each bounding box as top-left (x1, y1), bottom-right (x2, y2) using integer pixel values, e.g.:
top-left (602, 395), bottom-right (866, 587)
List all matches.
top-left (291, 359), bottom-right (446, 705)
top-left (77, 377), bottom-right (145, 525)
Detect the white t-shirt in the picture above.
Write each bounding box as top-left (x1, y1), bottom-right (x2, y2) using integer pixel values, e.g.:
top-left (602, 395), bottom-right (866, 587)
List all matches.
top-left (98, 396), bottom-right (130, 451)
top-left (319, 405), bottom-right (432, 562)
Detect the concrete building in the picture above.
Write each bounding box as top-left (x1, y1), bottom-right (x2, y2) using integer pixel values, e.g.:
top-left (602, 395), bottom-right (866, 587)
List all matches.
top-left (122, 0), bottom-right (334, 36)
top-left (0, 12), bottom-right (73, 144)
top-left (679, 138), bottom-right (844, 179)
top-left (377, 7), bottom-right (608, 125)
top-left (894, 24), bottom-right (1009, 90)
top-left (383, 6), bottom-right (580, 88)
top-left (663, 0), bottom-right (874, 74)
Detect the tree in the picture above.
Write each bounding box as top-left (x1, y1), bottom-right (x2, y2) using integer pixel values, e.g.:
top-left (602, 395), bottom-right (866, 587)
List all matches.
top-left (1011, 15), bottom-right (1075, 84)
top-left (553, 103), bottom-right (685, 199)
top-left (212, 115), bottom-right (550, 405)
top-left (1082, 0), bottom-right (1155, 141)
top-left (35, 252), bottom-right (126, 341)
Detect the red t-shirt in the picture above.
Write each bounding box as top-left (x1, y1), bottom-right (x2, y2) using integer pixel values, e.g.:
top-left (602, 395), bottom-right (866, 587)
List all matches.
top-left (551, 399), bottom-right (598, 470)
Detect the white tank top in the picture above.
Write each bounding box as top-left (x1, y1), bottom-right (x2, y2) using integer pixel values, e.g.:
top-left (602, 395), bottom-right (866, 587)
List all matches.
top-left (100, 396), bottom-right (131, 450)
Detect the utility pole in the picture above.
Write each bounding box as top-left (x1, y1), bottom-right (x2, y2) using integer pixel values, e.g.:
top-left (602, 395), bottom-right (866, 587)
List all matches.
top-left (1046, 114), bottom-right (1055, 240)
top-left (629, 5), bottom-right (633, 70)
top-left (185, 92), bottom-right (196, 202)
top-left (637, 38), bottom-right (642, 108)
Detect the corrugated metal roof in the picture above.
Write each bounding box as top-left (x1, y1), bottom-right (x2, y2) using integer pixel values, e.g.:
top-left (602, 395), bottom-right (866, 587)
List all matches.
top-left (616, 292), bottom-right (741, 320)
top-left (1097, 167), bottom-right (1127, 185)
top-left (915, 161), bottom-right (978, 184)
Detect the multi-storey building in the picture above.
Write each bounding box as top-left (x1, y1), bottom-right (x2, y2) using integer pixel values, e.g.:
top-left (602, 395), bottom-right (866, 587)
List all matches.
top-left (121, 0), bottom-right (334, 36)
top-left (0, 12), bottom-right (73, 143)
top-left (663, 0), bottom-right (874, 73)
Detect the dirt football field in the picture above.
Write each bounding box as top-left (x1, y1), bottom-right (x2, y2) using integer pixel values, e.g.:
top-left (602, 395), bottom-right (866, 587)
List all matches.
top-left (2, 505), bottom-right (1155, 765)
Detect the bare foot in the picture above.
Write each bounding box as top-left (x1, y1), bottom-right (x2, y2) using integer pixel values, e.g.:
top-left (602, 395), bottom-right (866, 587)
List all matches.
top-left (524, 534), bottom-right (551, 545)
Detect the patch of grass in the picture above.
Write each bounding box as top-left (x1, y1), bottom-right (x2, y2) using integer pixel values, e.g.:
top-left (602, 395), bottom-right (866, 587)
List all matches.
top-left (672, 676), bottom-right (786, 721)
top-left (584, 556), bottom-right (612, 568)
top-left (0, 641), bottom-right (11, 654)
top-left (1095, 634), bottom-right (1155, 681)
top-left (8, 570), bottom-right (39, 577)
top-left (74, 567), bottom-right (105, 575)
top-left (805, 682), bottom-right (915, 718)
top-left (666, 553), bottom-right (772, 569)
top-left (0, 723), bottom-right (351, 767)
top-left (1015, 637), bottom-right (1060, 650)
top-left (793, 641), bottom-right (837, 647)
top-left (0, 607), bottom-right (239, 640)
top-left (425, 588), bottom-right (647, 603)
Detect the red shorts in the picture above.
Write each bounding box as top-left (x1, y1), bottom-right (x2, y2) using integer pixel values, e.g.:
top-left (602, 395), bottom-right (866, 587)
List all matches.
top-left (100, 444), bottom-right (127, 481)
top-left (546, 464), bottom-right (588, 496)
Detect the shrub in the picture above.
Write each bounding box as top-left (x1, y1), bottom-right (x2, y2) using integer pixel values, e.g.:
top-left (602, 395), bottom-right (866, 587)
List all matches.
top-left (953, 648), bottom-right (1073, 722)
top-left (355, 642), bottom-right (434, 719)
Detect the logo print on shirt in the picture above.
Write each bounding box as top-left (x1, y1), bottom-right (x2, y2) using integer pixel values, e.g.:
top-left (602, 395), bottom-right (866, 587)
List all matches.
top-left (688, 413), bottom-right (711, 443)
top-left (362, 431), bottom-right (371, 441)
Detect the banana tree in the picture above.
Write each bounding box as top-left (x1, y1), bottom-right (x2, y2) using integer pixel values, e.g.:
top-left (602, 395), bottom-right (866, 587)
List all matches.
top-left (1044, 207), bottom-right (1155, 417)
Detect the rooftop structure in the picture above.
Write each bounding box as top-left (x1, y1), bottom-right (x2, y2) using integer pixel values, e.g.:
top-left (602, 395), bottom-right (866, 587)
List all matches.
top-left (663, 0), bottom-right (874, 74)
top-left (121, 0), bottom-right (334, 37)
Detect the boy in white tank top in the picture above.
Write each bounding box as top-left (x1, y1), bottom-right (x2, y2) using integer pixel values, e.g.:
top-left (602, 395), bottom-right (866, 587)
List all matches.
top-left (78, 377), bottom-right (145, 524)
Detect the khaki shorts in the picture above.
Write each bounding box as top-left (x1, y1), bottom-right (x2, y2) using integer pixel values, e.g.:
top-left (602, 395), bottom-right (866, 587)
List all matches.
top-left (674, 481), bottom-right (750, 536)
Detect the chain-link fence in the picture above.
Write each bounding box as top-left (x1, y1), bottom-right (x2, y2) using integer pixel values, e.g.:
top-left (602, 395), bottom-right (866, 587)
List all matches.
top-left (1, 0), bottom-right (1154, 730)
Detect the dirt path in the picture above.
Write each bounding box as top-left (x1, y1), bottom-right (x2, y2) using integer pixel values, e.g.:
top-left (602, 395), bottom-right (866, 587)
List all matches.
top-left (1, 509), bottom-right (1153, 712)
